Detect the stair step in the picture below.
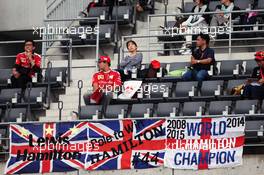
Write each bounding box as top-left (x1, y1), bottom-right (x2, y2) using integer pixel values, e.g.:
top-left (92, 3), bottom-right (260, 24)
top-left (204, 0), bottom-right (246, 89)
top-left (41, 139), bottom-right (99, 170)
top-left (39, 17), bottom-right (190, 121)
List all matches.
top-left (46, 109), bottom-right (74, 117)
top-left (50, 102), bottom-right (78, 110)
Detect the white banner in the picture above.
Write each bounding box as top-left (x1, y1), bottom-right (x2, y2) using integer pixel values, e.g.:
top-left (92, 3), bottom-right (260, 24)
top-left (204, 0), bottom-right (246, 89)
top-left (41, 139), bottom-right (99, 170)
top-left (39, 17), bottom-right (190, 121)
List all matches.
top-left (164, 116), bottom-right (245, 170)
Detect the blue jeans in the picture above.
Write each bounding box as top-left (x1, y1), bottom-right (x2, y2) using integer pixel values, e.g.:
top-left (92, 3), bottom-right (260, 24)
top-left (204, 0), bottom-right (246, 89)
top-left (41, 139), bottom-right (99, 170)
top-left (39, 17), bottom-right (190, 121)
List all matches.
top-left (182, 69), bottom-right (209, 87)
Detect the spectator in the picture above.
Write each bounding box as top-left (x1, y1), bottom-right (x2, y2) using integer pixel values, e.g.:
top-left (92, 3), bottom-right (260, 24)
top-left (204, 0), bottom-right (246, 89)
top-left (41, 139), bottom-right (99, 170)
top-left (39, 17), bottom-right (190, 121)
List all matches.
top-left (13, 40), bottom-right (42, 89)
top-left (136, 0), bottom-right (154, 21)
top-left (243, 51), bottom-right (264, 99)
top-left (118, 40), bottom-right (143, 81)
top-left (138, 60), bottom-right (167, 78)
top-left (179, 0), bottom-right (210, 55)
top-left (210, 0), bottom-right (240, 40)
top-left (83, 56), bottom-right (122, 113)
top-left (10, 66), bottom-right (22, 88)
top-left (182, 33), bottom-right (215, 87)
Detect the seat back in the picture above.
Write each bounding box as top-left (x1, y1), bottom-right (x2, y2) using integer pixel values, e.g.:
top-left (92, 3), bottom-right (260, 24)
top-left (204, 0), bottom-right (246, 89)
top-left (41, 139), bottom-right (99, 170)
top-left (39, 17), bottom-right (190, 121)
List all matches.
top-left (0, 69), bottom-right (12, 85)
top-left (105, 104), bottom-right (129, 119)
top-left (234, 100), bottom-right (259, 114)
top-left (45, 67), bottom-right (67, 84)
top-left (226, 79), bottom-right (246, 95)
top-left (208, 101), bottom-right (232, 115)
top-left (200, 80), bottom-right (224, 96)
top-left (157, 102), bottom-right (180, 117)
top-left (24, 87), bottom-right (47, 103)
top-left (182, 102), bottom-right (206, 116)
top-left (175, 81), bottom-right (198, 97)
top-left (219, 60), bottom-right (243, 75)
top-left (130, 103), bottom-right (154, 118)
top-left (0, 88), bottom-right (22, 104)
top-left (79, 105), bottom-right (102, 119)
top-left (4, 108), bottom-right (27, 122)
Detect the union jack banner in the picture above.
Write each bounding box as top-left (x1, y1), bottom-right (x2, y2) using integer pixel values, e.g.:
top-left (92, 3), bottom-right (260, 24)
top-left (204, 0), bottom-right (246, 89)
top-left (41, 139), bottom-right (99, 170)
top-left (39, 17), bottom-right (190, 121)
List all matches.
top-left (5, 122), bottom-right (89, 174)
top-left (86, 119), bottom-right (166, 170)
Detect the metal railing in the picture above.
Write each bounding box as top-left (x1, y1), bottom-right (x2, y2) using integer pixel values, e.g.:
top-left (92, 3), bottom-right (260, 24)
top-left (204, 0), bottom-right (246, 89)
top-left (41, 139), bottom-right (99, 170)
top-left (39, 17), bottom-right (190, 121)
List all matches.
top-left (46, 0), bottom-right (87, 20)
top-left (42, 17), bottom-right (100, 70)
top-left (119, 9), bottom-right (264, 62)
top-left (0, 114), bottom-right (264, 161)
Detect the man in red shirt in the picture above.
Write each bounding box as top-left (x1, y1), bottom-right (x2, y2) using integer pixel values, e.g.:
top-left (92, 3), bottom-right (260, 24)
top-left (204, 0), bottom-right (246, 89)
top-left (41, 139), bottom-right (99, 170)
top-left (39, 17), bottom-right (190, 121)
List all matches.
top-left (12, 40), bottom-right (42, 89)
top-left (83, 55), bottom-right (122, 113)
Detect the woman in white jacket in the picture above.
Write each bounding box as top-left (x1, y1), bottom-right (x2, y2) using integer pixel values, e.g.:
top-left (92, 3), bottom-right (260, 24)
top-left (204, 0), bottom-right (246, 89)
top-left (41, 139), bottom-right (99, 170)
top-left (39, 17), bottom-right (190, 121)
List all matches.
top-left (179, 0), bottom-right (210, 54)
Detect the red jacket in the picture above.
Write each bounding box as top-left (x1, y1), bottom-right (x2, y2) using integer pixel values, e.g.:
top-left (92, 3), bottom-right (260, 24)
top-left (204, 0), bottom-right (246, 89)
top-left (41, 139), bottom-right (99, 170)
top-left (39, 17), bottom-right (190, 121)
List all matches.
top-left (15, 52), bottom-right (41, 78)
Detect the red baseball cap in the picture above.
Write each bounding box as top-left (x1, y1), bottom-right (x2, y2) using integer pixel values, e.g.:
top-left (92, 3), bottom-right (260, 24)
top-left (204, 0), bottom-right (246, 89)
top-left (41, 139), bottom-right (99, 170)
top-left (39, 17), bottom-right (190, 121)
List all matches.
top-left (98, 55), bottom-right (111, 64)
top-left (255, 51), bottom-right (264, 61)
top-left (151, 60), bottom-right (161, 69)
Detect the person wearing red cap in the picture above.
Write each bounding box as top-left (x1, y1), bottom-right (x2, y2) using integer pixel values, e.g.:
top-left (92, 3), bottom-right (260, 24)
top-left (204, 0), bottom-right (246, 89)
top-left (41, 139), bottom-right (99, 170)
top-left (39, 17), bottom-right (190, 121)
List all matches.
top-left (243, 51), bottom-right (264, 99)
top-left (83, 55), bottom-right (122, 113)
top-left (138, 60), bottom-right (167, 78)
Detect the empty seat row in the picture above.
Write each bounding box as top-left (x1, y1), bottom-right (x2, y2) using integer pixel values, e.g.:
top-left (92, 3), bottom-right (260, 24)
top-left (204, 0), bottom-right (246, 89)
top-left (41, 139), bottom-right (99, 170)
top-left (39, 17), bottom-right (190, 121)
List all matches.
top-left (122, 79), bottom-right (248, 103)
top-left (0, 67), bottom-right (67, 89)
top-left (80, 6), bottom-right (134, 26)
top-left (78, 99), bottom-right (263, 119)
top-left (62, 24), bottom-right (115, 45)
top-left (0, 87), bottom-right (47, 108)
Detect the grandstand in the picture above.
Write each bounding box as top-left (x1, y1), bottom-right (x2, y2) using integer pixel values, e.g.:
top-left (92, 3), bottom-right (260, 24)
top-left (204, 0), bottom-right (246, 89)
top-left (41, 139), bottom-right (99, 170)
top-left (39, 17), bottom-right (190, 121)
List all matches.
top-left (0, 0), bottom-right (264, 174)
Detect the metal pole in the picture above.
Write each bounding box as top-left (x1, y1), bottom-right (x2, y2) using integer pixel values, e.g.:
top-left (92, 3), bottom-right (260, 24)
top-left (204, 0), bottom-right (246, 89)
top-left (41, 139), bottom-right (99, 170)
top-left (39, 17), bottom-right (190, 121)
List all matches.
top-left (95, 18), bottom-right (100, 71)
top-left (229, 12), bottom-right (232, 57)
top-left (47, 61), bottom-right (52, 109)
top-left (78, 80), bottom-right (83, 115)
top-left (58, 101), bottom-right (63, 121)
top-left (26, 83), bottom-right (32, 121)
top-left (164, 0), bottom-right (168, 27)
top-left (147, 15), bottom-right (151, 62)
top-left (68, 39), bottom-right (73, 87)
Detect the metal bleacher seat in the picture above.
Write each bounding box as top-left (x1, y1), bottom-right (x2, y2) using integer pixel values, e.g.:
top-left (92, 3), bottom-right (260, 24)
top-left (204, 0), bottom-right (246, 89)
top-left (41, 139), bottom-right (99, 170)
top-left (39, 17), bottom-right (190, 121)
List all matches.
top-left (168, 62), bottom-right (190, 72)
top-left (213, 60), bottom-right (243, 79)
top-left (79, 7), bottom-right (110, 26)
top-left (234, 100), bottom-right (259, 114)
top-left (130, 103), bottom-right (154, 118)
top-left (142, 82), bottom-right (173, 102)
top-left (245, 117), bottom-right (264, 143)
top-left (79, 105), bottom-right (102, 119)
top-left (161, 62), bottom-right (189, 82)
top-left (182, 101), bottom-right (206, 116)
top-left (171, 81), bottom-right (198, 101)
top-left (209, 0), bottom-right (220, 11)
top-left (257, 0), bottom-right (264, 9)
top-left (234, 0), bottom-right (253, 10)
top-left (197, 80), bottom-right (225, 100)
top-left (45, 67), bottom-right (67, 88)
top-left (23, 87), bottom-right (47, 107)
top-left (86, 24), bottom-right (115, 44)
top-left (156, 102), bottom-right (180, 117)
top-left (241, 60), bottom-right (257, 78)
top-left (112, 6), bottom-right (134, 25)
top-left (104, 104), bottom-right (129, 119)
top-left (208, 100), bottom-right (232, 115)
top-left (220, 79), bottom-right (246, 100)
top-left (3, 108), bottom-right (27, 122)
top-left (183, 2), bottom-right (194, 13)
top-left (0, 69), bottom-right (12, 87)
top-left (0, 88), bottom-right (22, 106)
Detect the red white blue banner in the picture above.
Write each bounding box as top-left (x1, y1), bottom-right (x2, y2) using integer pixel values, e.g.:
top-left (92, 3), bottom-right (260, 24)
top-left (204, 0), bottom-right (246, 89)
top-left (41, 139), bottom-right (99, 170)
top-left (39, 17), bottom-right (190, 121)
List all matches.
top-left (5, 117), bottom-right (245, 174)
top-left (164, 116), bottom-right (245, 169)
